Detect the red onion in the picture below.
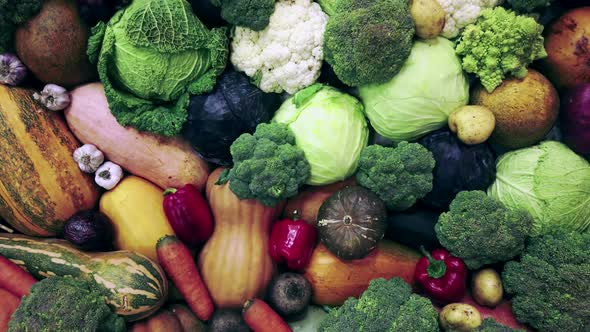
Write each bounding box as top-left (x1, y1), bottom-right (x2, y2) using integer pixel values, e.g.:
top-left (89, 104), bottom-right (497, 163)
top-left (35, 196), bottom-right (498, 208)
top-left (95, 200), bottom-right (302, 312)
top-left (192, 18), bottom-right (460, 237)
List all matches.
top-left (0, 54), bottom-right (26, 86)
top-left (561, 83), bottom-right (590, 157)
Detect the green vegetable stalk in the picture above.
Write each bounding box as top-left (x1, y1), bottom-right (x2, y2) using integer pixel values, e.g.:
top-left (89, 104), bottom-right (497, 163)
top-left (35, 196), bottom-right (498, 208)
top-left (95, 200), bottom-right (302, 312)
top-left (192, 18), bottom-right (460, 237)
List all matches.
top-left (8, 276), bottom-right (126, 332)
top-left (87, 0), bottom-right (228, 137)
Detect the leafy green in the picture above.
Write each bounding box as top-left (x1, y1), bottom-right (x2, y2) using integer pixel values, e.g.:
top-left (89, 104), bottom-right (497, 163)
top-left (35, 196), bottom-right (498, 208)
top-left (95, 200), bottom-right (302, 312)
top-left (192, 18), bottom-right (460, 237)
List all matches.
top-left (455, 7), bottom-right (547, 93)
top-left (218, 122), bottom-right (311, 207)
top-left (488, 141), bottom-right (590, 235)
top-left (502, 231), bottom-right (590, 332)
top-left (8, 276), bottom-right (125, 332)
top-left (359, 38), bottom-right (469, 143)
top-left (356, 142), bottom-right (435, 211)
top-left (273, 84), bottom-right (369, 185)
top-left (476, 318), bottom-right (525, 332)
top-left (323, 0), bottom-right (414, 86)
top-left (436, 191), bottom-right (533, 269)
top-left (507, 0), bottom-right (553, 12)
top-left (88, 0), bottom-right (228, 136)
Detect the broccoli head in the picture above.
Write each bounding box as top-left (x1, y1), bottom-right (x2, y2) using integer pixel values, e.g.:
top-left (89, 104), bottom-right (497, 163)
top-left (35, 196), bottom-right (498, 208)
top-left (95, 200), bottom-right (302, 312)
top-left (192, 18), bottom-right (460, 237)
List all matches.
top-left (8, 276), bottom-right (125, 332)
top-left (507, 0), bottom-right (553, 12)
top-left (502, 231), bottom-right (590, 332)
top-left (0, 0), bottom-right (43, 52)
top-left (455, 7), bottom-right (547, 93)
top-left (435, 191), bottom-right (533, 269)
top-left (318, 277), bottom-right (440, 332)
top-left (219, 122), bottom-right (311, 207)
top-left (476, 318), bottom-right (525, 332)
top-left (356, 142), bottom-right (435, 211)
top-left (323, 0), bottom-right (415, 87)
top-left (211, 0), bottom-right (275, 31)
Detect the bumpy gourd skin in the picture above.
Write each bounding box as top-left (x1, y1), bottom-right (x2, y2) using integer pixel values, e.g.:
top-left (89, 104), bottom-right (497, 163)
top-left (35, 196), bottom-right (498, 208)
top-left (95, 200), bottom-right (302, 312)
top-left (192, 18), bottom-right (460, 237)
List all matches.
top-left (455, 7), bottom-right (547, 93)
top-left (219, 122), bottom-right (311, 207)
top-left (323, 0), bottom-right (415, 87)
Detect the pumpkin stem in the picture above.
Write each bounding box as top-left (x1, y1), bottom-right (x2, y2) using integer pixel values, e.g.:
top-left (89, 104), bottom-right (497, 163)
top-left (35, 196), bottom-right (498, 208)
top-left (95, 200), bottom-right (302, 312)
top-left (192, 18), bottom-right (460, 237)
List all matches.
top-left (420, 246), bottom-right (447, 279)
top-left (163, 188), bottom-right (177, 196)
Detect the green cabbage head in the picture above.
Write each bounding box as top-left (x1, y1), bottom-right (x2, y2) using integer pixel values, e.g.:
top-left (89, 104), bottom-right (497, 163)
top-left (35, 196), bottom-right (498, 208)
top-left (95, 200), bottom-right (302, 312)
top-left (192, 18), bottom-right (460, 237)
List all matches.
top-left (488, 141), bottom-right (590, 235)
top-left (87, 0), bottom-right (228, 136)
top-left (358, 37), bottom-right (469, 142)
top-left (273, 84), bottom-right (369, 186)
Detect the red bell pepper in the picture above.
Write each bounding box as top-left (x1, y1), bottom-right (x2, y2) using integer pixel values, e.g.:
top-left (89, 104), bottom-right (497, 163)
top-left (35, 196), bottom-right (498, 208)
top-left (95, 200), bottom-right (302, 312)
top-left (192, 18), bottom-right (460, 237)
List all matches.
top-left (414, 246), bottom-right (468, 304)
top-left (269, 212), bottom-right (318, 271)
top-left (163, 184), bottom-right (214, 247)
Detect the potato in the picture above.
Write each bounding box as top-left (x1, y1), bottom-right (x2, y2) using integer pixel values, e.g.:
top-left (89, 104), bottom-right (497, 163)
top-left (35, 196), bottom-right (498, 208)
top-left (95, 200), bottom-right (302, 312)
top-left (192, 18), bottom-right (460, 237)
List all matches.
top-left (472, 269), bottom-right (503, 308)
top-left (410, 0), bottom-right (446, 39)
top-left (448, 105), bottom-right (496, 145)
top-left (440, 303), bottom-right (483, 332)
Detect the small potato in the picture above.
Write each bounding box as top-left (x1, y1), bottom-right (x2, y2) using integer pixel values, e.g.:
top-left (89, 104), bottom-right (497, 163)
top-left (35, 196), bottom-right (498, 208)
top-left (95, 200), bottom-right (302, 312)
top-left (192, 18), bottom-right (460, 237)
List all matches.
top-left (440, 303), bottom-right (483, 332)
top-left (472, 268), bottom-right (503, 308)
top-left (448, 105), bottom-right (496, 145)
top-left (410, 0), bottom-right (446, 39)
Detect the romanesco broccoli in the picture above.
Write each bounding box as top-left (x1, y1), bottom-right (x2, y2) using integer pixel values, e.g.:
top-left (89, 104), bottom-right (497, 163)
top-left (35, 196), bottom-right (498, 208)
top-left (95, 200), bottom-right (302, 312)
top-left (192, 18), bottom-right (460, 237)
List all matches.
top-left (218, 122), bottom-right (311, 207)
top-left (8, 276), bottom-right (125, 332)
top-left (455, 7), bottom-right (547, 92)
top-left (435, 190), bottom-right (533, 269)
top-left (356, 142), bottom-right (435, 211)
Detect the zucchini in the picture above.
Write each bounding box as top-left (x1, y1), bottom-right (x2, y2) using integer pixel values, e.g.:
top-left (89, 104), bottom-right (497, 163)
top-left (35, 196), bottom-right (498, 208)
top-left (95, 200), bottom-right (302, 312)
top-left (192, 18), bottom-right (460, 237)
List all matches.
top-left (0, 233), bottom-right (167, 321)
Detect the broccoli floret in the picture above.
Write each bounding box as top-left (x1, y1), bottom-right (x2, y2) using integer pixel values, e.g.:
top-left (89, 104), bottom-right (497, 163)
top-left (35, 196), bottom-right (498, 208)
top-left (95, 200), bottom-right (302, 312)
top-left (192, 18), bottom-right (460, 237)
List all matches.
top-left (219, 122), bottom-right (311, 207)
top-left (323, 0), bottom-right (414, 87)
top-left (318, 277), bottom-right (440, 332)
top-left (455, 7), bottom-right (547, 93)
top-left (475, 318), bottom-right (525, 332)
top-left (8, 276), bottom-right (125, 332)
top-left (211, 0), bottom-right (275, 31)
top-left (435, 191), bottom-right (533, 269)
top-left (502, 231), bottom-right (590, 332)
top-left (356, 142), bottom-right (435, 211)
top-left (0, 0), bottom-right (43, 52)
top-left (507, 0), bottom-right (553, 12)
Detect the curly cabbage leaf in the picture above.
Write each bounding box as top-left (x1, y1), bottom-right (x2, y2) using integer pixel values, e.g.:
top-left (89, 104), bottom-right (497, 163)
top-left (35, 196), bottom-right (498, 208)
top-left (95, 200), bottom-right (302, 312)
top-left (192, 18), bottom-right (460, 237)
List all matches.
top-left (88, 0), bottom-right (228, 136)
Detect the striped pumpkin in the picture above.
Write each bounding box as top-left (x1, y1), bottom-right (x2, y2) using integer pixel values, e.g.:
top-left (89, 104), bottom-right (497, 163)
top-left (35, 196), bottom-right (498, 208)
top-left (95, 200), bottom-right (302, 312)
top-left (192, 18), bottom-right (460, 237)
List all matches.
top-left (0, 234), bottom-right (168, 321)
top-left (0, 85), bottom-right (99, 236)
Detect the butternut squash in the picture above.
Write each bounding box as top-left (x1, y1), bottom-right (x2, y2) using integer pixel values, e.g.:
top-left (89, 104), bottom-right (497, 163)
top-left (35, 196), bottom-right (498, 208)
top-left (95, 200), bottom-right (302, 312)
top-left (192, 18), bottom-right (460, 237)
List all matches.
top-left (199, 168), bottom-right (284, 308)
top-left (0, 84), bottom-right (99, 236)
top-left (64, 83), bottom-right (209, 190)
top-left (99, 176), bottom-right (175, 262)
top-left (303, 241), bottom-right (421, 306)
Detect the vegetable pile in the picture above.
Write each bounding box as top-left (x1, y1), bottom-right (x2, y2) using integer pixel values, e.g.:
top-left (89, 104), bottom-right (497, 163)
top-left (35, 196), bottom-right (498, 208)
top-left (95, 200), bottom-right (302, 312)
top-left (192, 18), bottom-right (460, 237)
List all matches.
top-left (0, 0), bottom-right (589, 331)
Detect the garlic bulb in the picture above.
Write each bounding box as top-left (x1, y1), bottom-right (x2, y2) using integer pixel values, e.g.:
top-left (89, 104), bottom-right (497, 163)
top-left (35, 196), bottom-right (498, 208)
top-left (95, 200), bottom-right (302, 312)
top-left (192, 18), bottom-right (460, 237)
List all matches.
top-left (95, 162), bottom-right (124, 190)
top-left (33, 84), bottom-right (71, 111)
top-left (73, 144), bottom-right (105, 173)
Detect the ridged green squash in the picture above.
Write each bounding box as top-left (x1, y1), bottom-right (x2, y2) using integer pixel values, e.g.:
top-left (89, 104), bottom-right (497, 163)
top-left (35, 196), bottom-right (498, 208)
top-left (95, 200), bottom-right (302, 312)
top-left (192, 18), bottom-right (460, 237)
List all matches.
top-left (0, 234), bottom-right (167, 321)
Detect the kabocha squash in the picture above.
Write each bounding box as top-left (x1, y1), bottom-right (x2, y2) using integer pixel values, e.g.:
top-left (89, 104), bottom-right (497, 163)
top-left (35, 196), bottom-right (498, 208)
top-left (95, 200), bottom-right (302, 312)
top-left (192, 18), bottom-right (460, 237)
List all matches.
top-left (100, 176), bottom-right (176, 262)
top-left (65, 83), bottom-right (210, 190)
top-left (0, 85), bottom-right (99, 236)
top-left (317, 186), bottom-right (388, 260)
top-left (0, 233), bottom-right (167, 321)
top-left (303, 241), bottom-right (421, 306)
top-left (199, 168), bottom-right (284, 308)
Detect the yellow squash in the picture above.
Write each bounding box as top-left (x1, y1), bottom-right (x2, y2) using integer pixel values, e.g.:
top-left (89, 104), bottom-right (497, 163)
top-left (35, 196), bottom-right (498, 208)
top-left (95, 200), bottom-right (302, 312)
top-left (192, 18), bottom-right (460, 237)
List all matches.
top-left (100, 175), bottom-right (175, 262)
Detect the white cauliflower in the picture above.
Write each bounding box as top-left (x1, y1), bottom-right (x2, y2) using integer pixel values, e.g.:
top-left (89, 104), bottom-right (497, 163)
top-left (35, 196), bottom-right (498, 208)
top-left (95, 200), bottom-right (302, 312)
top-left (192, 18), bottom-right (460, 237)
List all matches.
top-left (230, 0), bottom-right (328, 94)
top-left (437, 0), bottom-right (503, 38)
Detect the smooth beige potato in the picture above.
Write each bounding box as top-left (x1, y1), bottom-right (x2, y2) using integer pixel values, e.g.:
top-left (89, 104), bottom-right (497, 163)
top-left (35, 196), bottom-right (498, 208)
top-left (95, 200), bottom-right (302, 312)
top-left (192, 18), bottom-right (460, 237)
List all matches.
top-left (449, 105), bottom-right (496, 145)
top-left (410, 0), bottom-right (446, 39)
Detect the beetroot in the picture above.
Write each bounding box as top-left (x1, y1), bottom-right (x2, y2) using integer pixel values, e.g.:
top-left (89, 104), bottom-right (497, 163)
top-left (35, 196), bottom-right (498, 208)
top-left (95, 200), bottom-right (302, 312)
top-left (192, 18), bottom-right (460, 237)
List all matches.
top-left (561, 83), bottom-right (590, 157)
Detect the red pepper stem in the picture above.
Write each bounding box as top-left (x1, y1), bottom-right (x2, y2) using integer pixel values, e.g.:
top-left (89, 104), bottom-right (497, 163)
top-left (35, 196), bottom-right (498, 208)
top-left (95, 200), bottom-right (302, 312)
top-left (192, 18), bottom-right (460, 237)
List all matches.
top-left (163, 188), bottom-right (178, 196)
top-left (420, 246), bottom-right (447, 279)
top-left (292, 210), bottom-right (300, 221)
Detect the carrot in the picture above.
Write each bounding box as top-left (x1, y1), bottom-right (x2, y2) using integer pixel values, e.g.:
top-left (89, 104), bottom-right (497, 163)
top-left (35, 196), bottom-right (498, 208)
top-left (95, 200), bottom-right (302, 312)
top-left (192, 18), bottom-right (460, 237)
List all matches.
top-left (0, 255), bottom-right (37, 298)
top-left (0, 288), bottom-right (21, 331)
top-left (242, 298), bottom-right (293, 332)
top-left (156, 235), bottom-right (214, 321)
